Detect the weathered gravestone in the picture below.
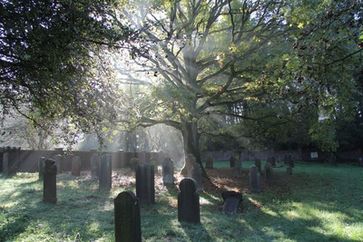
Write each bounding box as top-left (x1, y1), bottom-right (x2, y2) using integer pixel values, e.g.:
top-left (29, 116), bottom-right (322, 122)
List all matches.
top-left (221, 191), bottom-right (243, 215)
top-left (205, 155), bottom-right (214, 169)
top-left (38, 157), bottom-right (46, 180)
top-left (43, 159), bottom-right (57, 204)
top-left (114, 191), bottom-right (141, 242)
top-left (136, 164), bottom-right (155, 204)
top-left (90, 151), bottom-right (100, 178)
top-left (162, 158), bottom-right (174, 185)
top-left (71, 155), bottom-right (81, 176)
top-left (254, 159), bottom-right (262, 174)
top-left (286, 166), bottom-right (293, 175)
top-left (178, 178), bottom-right (200, 223)
top-left (264, 162), bottom-right (273, 182)
top-left (53, 154), bottom-right (63, 174)
top-left (249, 165), bottom-right (261, 193)
top-left (99, 154), bottom-right (112, 190)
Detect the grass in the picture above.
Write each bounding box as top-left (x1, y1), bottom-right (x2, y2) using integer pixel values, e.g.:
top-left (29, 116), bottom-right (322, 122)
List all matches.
top-left (1, 161), bottom-right (363, 241)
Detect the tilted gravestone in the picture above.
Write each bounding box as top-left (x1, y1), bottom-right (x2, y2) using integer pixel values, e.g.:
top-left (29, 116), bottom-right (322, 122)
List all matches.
top-left (38, 157), bottom-right (46, 180)
top-left (205, 156), bottom-right (214, 169)
top-left (99, 153), bottom-right (112, 190)
top-left (162, 158), bottom-right (174, 185)
top-left (178, 178), bottom-right (200, 223)
top-left (90, 152), bottom-right (100, 178)
top-left (249, 165), bottom-right (261, 193)
top-left (43, 159), bottom-right (57, 204)
top-left (222, 191), bottom-right (243, 215)
top-left (136, 164), bottom-right (155, 204)
top-left (114, 191), bottom-right (141, 242)
top-left (254, 159), bottom-right (262, 174)
top-left (264, 162), bottom-right (273, 182)
top-left (71, 155), bottom-right (81, 176)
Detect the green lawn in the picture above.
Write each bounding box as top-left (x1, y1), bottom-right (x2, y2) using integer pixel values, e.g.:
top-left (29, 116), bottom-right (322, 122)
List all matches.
top-left (1, 162), bottom-right (363, 241)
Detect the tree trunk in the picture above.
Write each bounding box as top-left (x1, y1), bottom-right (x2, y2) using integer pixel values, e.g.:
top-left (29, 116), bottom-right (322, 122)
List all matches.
top-left (180, 120), bottom-right (208, 178)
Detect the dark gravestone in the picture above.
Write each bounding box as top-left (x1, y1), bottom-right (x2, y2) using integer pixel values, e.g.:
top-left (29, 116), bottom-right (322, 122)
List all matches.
top-left (249, 165), bottom-right (261, 193)
top-left (71, 156), bottom-right (81, 176)
top-left (229, 155), bottom-right (236, 168)
top-left (135, 164), bottom-right (155, 204)
top-left (235, 153), bottom-right (242, 171)
top-left (205, 156), bottom-right (214, 169)
top-left (286, 166), bottom-right (293, 175)
top-left (99, 154), bottom-right (112, 190)
top-left (254, 159), bottom-right (262, 174)
top-left (114, 191), bottom-right (141, 242)
top-left (38, 157), bottom-right (46, 180)
top-left (90, 152), bottom-right (100, 178)
top-left (2, 150), bottom-right (9, 175)
top-left (264, 162), bottom-right (273, 182)
top-left (178, 178), bottom-right (200, 224)
top-left (43, 159), bottom-right (57, 204)
top-left (222, 191), bottom-right (243, 215)
top-left (162, 158), bottom-right (174, 185)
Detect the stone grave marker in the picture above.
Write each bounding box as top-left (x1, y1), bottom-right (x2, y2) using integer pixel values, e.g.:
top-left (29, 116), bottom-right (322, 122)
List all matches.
top-left (162, 158), bottom-right (174, 185)
top-left (99, 153), bottom-right (112, 190)
top-left (264, 162), bottom-right (273, 182)
top-left (114, 191), bottom-right (141, 242)
top-left (43, 159), bottom-right (57, 203)
top-left (178, 178), bottom-right (200, 224)
top-left (286, 166), bottom-right (293, 175)
top-left (229, 155), bottom-right (236, 168)
top-left (71, 155), bottom-right (81, 176)
top-left (249, 165), bottom-right (261, 193)
top-left (53, 154), bottom-right (63, 174)
top-left (38, 157), bottom-right (46, 180)
top-left (136, 164), bottom-right (155, 204)
top-left (254, 159), bottom-right (262, 174)
top-left (90, 152), bottom-right (100, 178)
top-left (221, 191), bottom-right (243, 215)
top-left (205, 156), bottom-right (214, 169)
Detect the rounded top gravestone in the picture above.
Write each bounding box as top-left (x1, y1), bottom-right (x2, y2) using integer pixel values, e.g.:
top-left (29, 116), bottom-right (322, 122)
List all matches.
top-left (179, 177), bottom-right (196, 193)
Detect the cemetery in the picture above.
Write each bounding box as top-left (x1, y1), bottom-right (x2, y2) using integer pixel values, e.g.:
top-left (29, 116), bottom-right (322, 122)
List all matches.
top-left (1, 0), bottom-right (363, 241)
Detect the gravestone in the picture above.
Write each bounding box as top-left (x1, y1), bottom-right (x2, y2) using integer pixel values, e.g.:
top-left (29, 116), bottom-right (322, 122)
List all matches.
top-left (162, 158), bottom-right (174, 185)
top-left (114, 191), bottom-right (141, 242)
top-left (254, 159), bottom-right (262, 174)
top-left (71, 155), bottom-right (81, 176)
top-left (205, 156), bottom-right (214, 169)
top-left (287, 155), bottom-right (294, 168)
top-left (38, 157), bottom-right (46, 180)
top-left (249, 165), bottom-right (261, 193)
top-left (178, 178), bottom-right (200, 224)
top-left (221, 191), bottom-right (243, 215)
top-left (2, 150), bottom-right (9, 175)
top-left (43, 159), bottom-right (57, 204)
top-left (53, 154), bottom-right (63, 174)
top-left (99, 154), bottom-right (112, 190)
top-left (229, 155), bottom-right (236, 168)
top-left (136, 164), bottom-right (155, 204)
top-left (286, 166), bottom-right (293, 175)
top-left (90, 152), bottom-right (100, 178)
top-left (264, 162), bottom-right (273, 182)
